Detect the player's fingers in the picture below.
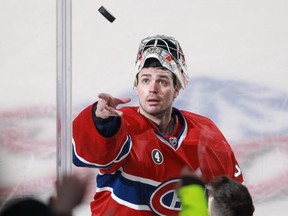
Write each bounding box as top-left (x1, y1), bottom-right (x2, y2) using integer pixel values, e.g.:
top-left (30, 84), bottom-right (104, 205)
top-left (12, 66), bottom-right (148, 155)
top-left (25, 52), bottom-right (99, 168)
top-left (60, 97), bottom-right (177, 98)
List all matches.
top-left (111, 97), bottom-right (131, 107)
top-left (98, 93), bottom-right (112, 101)
top-left (98, 93), bottom-right (130, 107)
top-left (119, 97), bottom-right (131, 104)
top-left (97, 98), bottom-right (108, 112)
top-left (105, 105), bottom-right (123, 116)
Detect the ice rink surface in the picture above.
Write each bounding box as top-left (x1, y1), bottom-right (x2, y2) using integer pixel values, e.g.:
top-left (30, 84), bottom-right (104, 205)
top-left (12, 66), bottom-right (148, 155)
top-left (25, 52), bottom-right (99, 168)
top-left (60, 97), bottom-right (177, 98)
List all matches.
top-left (1, 0), bottom-right (288, 215)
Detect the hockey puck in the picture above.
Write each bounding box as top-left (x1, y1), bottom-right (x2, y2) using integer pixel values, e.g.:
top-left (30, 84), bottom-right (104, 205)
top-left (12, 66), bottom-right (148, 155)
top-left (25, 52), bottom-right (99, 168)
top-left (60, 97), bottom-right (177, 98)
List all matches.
top-left (98, 6), bottom-right (116, 23)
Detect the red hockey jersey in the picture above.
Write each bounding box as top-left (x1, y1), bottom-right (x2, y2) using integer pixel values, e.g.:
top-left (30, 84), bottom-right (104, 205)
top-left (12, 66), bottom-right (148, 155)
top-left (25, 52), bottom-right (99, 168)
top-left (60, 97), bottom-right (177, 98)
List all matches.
top-left (73, 104), bottom-right (243, 216)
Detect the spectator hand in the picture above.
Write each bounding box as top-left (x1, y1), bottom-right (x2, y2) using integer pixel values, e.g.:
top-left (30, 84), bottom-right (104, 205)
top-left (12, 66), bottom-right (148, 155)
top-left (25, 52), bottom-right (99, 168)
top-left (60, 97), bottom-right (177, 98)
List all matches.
top-left (178, 166), bottom-right (205, 188)
top-left (49, 174), bottom-right (88, 216)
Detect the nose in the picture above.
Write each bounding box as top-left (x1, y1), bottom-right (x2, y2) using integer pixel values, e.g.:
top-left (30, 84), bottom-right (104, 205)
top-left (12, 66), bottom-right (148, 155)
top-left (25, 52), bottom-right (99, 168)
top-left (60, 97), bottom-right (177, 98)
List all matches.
top-left (149, 80), bottom-right (158, 93)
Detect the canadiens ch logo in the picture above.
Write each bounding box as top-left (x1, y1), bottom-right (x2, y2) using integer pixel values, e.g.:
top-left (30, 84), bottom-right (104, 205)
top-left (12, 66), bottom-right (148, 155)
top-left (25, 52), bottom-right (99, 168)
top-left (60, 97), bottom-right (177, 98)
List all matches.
top-left (152, 149), bottom-right (163, 164)
top-left (149, 178), bottom-right (181, 216)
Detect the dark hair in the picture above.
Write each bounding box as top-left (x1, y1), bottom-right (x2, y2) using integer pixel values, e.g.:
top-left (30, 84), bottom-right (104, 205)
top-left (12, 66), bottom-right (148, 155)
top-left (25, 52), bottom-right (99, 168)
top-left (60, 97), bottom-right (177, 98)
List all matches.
top-left (135, 64), bottom-right (178, 88)
top-left (0, 197), bottom-right (53, 216)
top-left (209, 176), bottom-right (254, 216)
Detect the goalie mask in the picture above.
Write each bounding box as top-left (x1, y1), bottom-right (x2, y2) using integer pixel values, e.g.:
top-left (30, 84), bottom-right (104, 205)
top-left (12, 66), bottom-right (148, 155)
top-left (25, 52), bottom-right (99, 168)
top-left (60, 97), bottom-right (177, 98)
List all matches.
top-left (135, 35), bottom-right (189, 89)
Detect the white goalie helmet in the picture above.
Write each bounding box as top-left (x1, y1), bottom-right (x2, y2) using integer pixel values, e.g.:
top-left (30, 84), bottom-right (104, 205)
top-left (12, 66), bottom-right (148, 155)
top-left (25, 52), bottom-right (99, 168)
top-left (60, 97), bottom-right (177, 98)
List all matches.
top-left (135, 35), bottom-right (189, 89)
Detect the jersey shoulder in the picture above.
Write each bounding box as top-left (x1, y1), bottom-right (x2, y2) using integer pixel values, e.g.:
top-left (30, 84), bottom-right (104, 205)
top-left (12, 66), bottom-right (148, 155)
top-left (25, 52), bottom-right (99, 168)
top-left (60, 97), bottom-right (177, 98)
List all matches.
top-left (180, 110), bottom-right (216, 127)
top-left (120, 106), bottom-right (139, 115)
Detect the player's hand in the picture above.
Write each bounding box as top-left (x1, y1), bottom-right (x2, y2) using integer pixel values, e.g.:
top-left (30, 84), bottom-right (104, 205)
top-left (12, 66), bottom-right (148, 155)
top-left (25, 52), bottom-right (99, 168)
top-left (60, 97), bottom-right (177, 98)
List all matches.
top-left (96, 93), bottom-right (131, 119)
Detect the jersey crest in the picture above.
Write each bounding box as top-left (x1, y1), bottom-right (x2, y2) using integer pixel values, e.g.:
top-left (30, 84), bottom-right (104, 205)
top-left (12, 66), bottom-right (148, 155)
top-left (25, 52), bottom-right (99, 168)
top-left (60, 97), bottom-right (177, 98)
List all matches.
top-left (149, 178), bottom-right (181, 216)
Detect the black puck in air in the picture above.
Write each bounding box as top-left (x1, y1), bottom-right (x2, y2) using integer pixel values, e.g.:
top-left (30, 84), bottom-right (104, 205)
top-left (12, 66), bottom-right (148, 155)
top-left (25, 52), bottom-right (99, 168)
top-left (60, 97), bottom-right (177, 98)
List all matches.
top-left (98, 6), bottom-right (116, 23)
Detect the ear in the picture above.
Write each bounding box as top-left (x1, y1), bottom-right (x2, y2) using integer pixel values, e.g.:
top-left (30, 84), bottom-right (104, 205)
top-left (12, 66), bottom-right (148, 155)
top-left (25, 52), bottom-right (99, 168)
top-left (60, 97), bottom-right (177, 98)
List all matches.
top-left (135, 85), bottom-right (139, 96)
top-left (173, 86), bottom-right (180, 99)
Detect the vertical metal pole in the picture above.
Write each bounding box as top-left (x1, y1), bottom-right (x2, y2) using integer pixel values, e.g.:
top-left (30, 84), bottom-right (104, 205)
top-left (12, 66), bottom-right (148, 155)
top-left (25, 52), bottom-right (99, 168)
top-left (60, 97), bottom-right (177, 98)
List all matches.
top-left (56, 0), bottom-right (72, 179)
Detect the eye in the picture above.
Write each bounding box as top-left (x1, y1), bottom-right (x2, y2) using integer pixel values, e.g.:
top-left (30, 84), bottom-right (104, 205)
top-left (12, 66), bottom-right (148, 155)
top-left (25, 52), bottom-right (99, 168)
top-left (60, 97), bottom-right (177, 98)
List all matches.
top-left (160, 80), bottom-right (166, 85)
top-left (141, 78), bottom-right (150, 84)
top-left (159, 79), bottom-right (168, 86)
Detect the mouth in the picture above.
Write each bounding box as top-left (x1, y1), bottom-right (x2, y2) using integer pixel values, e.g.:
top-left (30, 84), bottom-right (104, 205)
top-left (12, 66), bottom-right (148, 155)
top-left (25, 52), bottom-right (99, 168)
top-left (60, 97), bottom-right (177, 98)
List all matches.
top-left (147, 98), bottom-right (161, 105)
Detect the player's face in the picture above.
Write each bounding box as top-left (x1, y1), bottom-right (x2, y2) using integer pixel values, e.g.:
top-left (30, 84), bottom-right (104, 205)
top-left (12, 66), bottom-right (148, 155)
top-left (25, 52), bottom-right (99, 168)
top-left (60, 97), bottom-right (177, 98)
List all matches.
top-left (135, 67), bottom-right (179, 117)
